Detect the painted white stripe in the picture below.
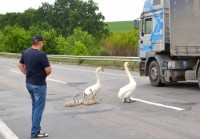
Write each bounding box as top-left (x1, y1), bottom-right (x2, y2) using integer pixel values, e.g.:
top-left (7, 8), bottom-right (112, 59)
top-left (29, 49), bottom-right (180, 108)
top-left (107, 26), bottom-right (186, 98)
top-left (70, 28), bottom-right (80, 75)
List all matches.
top-left (52, 66), bottom-right (96, 73)
top-left (105, 72), bottom-right (148, 79)
top-left (0, 119), bottom-right (19, 139)
top-left (9, 67), bottom-right (185, 111)
top-left (10, 70), bottom-right (66, 84)
top-left (130, 97), bottom-right (185, 111)
top-left (10, 70), bottom-right (21, 74)
top-left (47, 78), bottom-right (66, 84)
top-left (52, 66), bottom-right (149, 79)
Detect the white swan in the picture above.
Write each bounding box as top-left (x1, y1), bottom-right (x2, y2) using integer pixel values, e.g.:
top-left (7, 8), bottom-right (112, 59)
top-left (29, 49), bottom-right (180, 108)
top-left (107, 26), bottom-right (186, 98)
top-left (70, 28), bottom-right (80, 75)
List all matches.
top-left (118, 62), bottom-right (137, 103)
top-left (83, 67), bottom-right (103, 99)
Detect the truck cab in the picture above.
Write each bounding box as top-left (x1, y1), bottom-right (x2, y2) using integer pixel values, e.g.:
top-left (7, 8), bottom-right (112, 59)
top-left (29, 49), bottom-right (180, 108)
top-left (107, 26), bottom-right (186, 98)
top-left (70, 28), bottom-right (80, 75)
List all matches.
top-left (139, 0), bottom-right (169, 59)
top-left (135, 0), bottom-right (200, 87)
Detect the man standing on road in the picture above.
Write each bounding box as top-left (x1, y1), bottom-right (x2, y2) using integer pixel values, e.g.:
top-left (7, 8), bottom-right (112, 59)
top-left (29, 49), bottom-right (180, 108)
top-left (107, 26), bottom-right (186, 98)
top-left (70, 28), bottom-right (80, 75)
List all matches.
top-left (18, 35), bottom-right (51, 138)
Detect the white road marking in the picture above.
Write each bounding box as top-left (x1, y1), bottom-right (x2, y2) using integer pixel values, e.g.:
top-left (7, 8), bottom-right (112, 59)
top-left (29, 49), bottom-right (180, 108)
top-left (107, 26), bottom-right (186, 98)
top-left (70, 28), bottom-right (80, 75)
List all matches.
top-left (10, 70), bottom-right (21, 74)
top-left (52, 66), bottom-right (149, 79)
top-left (9, 67), bottom-right (185, 111)
top-left (2, 58), bottom-right (147, 79)
top-left (0, 119), bottom-right (19, 139)
top-left (47, 78), bottom-right (66, 84)
top-left (131, 97), bottom-right (185, 111)
top-left (10, 70), bottom-right (66, 84)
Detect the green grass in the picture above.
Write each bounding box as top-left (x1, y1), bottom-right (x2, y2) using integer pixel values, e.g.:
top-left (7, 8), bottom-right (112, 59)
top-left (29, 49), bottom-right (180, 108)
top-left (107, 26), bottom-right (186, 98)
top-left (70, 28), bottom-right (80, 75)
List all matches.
top-left (106, 21), bottom-right (134, 32)
top-left (0, 53), bottom-right (21, 59)
top-left (0, 53), bottom-right (139, 70)
top-left (49, 57), bottom-right (139, 70)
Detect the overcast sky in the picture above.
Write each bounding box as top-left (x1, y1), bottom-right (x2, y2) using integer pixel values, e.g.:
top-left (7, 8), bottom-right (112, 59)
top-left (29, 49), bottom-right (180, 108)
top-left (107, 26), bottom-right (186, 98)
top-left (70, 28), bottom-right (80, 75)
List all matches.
top-left (0, 0), bottom-right (146, 22)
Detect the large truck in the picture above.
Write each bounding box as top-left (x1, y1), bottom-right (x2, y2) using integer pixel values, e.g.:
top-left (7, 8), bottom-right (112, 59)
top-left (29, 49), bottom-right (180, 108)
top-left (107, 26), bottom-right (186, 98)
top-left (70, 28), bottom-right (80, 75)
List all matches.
top-left (134, 0), bottom-right (200, 87)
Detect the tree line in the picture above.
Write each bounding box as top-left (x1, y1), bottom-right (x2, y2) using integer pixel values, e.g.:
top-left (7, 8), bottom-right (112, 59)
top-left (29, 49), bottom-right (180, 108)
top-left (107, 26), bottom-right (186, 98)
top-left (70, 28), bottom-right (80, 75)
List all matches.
top-left (0, 0), bottom-right (138, 56)
top-left (0, 0), bottom-right (109, 38)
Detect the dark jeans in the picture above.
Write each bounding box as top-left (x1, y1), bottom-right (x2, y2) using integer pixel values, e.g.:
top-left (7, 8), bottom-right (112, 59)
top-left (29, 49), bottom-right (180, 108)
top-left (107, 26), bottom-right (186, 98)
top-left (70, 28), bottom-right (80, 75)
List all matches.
top-left (26, 83), bottom-right (47, 137)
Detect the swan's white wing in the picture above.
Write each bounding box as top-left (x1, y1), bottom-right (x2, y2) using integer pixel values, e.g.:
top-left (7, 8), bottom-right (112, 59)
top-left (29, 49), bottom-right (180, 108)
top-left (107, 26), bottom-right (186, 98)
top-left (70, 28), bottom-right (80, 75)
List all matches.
top-left (84, 85), bottom-right (95, 95)
top-left (124, 89), bottom-right (135, 98)
top-left (84, 84), bottom-right (101, 95)
top-left (118, 83), bottom-right (136, 99)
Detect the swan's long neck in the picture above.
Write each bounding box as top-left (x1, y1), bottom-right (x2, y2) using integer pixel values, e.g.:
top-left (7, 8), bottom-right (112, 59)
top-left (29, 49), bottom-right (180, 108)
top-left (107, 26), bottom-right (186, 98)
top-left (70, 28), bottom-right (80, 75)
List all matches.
top-left (125, 65), bottom-right (134, 82)
top-left (96, 71), bottom-right (100, 84)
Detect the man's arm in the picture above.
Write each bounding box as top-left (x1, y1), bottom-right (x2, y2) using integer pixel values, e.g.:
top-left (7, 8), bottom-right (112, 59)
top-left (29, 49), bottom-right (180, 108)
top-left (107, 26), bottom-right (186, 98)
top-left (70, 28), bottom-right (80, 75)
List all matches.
top-left (18, 63), bottom-right (26, 75)
top-left (45, 67), bottom-right (52, 76)
top-left (40, 53), bottom-right (51, 76)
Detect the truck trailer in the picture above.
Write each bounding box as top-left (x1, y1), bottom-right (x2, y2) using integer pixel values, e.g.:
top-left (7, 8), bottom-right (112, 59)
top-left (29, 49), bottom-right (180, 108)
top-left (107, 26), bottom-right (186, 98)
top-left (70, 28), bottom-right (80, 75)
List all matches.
top-left (134, 0), bottom-right (200, 87)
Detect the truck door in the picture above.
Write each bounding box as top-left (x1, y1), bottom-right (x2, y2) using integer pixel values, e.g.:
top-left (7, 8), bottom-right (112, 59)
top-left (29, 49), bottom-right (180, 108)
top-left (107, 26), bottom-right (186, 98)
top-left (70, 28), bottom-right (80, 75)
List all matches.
top-left (139, 17), bottom-right (153, 58)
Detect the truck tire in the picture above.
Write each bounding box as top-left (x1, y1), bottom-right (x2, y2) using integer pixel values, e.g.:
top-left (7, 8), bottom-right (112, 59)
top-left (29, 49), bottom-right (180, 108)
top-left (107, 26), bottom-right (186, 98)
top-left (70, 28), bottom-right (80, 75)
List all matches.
top-left (149, 60), bottom-right (165, 87)
top-left (198, 67), bottom-right (200, 88)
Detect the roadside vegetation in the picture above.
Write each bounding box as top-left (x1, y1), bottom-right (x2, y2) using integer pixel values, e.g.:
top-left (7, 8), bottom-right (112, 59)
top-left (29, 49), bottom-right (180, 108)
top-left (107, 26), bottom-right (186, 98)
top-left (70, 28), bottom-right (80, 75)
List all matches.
top-left (0, 0), bottom-right (139, 58)
top-left (0, 52), bottom-right (139, 69)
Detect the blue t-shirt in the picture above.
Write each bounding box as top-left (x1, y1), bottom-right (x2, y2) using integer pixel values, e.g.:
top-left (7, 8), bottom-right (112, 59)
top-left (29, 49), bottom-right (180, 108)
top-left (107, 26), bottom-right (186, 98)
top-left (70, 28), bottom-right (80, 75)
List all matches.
top-left (19, 48), bottom-right (50, 86)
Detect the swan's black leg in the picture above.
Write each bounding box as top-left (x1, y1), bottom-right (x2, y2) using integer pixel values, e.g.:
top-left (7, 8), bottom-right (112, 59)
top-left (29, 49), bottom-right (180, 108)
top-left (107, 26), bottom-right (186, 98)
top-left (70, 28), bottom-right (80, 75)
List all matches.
top-left (122, 98), bottom-right (130, 103)
top-left (123, 97), bottom-right (136, 103)
top-left (125, 98), bottom-right (132, 103)
top-left (128, 97), bottom-right (136, 103)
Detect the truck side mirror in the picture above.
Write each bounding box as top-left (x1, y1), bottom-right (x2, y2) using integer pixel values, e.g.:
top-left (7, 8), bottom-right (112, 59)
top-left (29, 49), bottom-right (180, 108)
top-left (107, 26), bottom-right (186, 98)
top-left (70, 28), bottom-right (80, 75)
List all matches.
top-left (134, 20), bottom-right (139, 29)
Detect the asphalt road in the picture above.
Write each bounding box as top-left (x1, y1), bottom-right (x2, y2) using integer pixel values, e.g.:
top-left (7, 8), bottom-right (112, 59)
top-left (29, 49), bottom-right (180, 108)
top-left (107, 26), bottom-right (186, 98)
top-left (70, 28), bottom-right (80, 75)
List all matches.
top-left (0, 56), bottom-right (199, 139)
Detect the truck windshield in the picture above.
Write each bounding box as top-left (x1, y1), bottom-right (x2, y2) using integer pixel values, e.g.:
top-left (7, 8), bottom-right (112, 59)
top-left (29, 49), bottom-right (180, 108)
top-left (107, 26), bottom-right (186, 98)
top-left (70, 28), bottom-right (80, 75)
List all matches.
top-left (145, 18), bottom-right (152, 34)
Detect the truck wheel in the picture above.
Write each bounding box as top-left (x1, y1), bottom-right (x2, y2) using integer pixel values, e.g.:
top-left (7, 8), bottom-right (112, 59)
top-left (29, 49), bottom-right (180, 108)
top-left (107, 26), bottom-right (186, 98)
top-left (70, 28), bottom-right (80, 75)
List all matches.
top-left (198, 67), bottom-right (200, 88)
top-left (149, 60), bottom-right (164, 87)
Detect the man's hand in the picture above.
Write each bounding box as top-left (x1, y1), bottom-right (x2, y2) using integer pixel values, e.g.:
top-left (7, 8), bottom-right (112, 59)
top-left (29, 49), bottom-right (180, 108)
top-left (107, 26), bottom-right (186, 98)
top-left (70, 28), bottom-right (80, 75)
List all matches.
top-left (45, 67), bottom-right (52, 76)
top-left (18, 63), bottom-right (26, 75)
